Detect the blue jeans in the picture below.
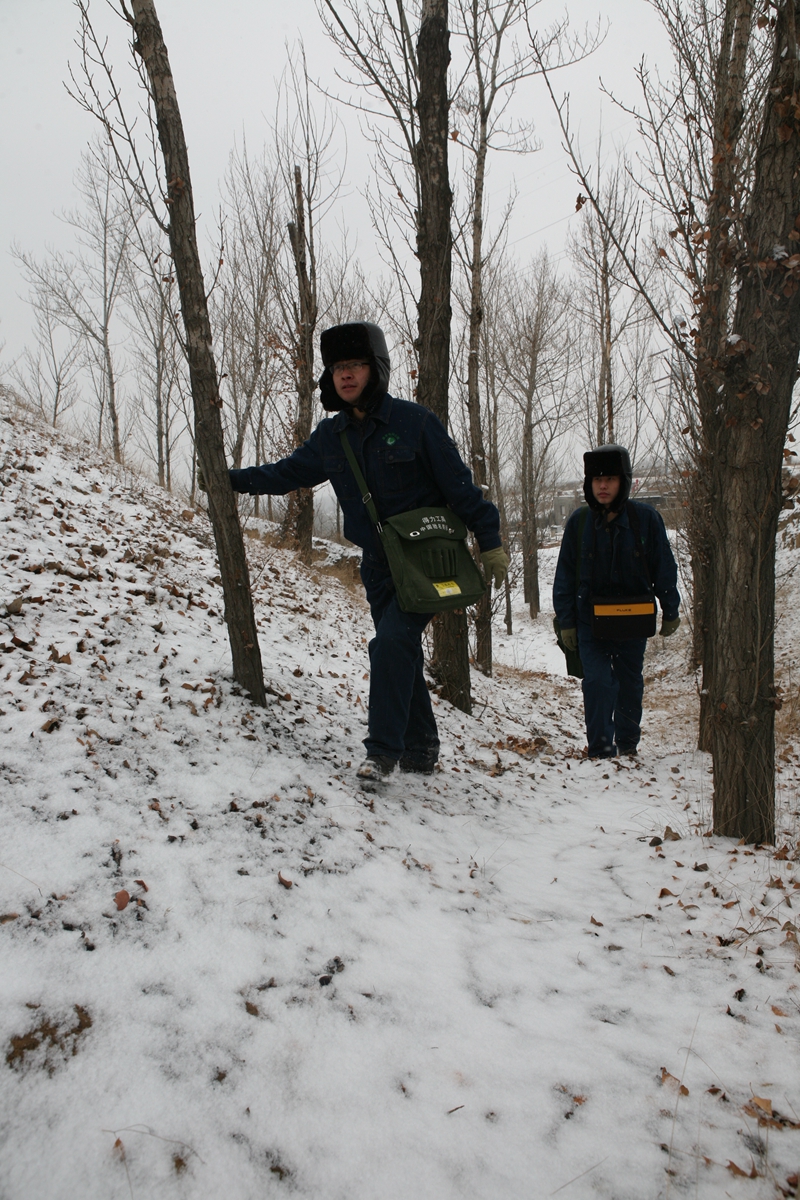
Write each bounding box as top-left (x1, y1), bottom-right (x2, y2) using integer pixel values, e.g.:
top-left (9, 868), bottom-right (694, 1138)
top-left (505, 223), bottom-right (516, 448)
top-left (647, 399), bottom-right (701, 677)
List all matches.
top-left (360, 563), bottom-right (439, 763)
top-left (577, 623), bottom-right (647, 757)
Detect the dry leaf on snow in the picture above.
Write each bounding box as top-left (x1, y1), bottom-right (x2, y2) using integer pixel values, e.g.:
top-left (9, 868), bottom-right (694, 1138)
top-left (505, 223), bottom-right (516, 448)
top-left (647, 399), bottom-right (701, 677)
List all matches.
top-left (727, 1160), bottom-right (758, 1178)
top-left (660, 1068), bottom-right (689, 1095)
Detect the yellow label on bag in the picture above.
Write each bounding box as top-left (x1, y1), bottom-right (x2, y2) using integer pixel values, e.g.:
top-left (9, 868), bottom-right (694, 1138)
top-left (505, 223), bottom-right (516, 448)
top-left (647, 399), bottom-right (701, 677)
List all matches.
top-left (433, 581), bottom-right (462, 597)
top-left (593, 602), bottom-right (655, 617)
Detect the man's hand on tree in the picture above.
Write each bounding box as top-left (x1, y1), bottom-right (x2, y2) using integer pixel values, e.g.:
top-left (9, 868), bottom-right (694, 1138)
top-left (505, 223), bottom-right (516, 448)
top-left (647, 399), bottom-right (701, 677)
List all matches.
top-left (197, 466), bottom-right (207, 493)
top-left (481, 547), bottom-right (510, 588)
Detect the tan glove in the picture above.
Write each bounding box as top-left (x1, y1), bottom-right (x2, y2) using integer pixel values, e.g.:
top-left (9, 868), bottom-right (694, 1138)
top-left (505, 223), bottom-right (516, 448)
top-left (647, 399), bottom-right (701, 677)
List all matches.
top-left (560, 626), bottom-right (578, 653)
top-left (480, 546), bottom-right (510, 588)
top-left (660, 616), bottom-right (680, 637)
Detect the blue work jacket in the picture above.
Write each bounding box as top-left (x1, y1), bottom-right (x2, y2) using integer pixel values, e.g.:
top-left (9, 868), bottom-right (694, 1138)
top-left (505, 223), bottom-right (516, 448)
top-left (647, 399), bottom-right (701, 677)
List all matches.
top-left (553, 501), bottom-right (680, 631)
top-left (229, 392), bottom-right (501, 563)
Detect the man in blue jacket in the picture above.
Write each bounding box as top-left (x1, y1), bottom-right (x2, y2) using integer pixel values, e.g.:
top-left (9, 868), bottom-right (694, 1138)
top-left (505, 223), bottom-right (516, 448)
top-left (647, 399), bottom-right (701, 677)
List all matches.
top-left (228, 322), bottom-right (509, 782)
top-left (552, 445), bottom-right (680, 759)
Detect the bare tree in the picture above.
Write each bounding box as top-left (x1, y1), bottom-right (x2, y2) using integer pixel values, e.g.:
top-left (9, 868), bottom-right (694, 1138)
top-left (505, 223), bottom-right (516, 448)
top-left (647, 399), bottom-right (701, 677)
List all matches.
top-left (127, 0), bottom-right (266, 703)
top-left (320, 0), bottom-right (478, 711)
top-left (12, 294), bottom-right (82, 427)
top-left (475, 257), bottom-right (518, 632)
top-left (124, 234), bottom-right (186, 488)
top-left (568, 161), bottom-right (654, 450)
top-left (215, 142), bottom-right (285, 474)
top-left (540, 0), bottom-right (800, 841)
top-left (451, 0), bottom-right (597, 672)
top-left (13, 139), bottom-right (131, 460)
top-left (498, 251), bottom-right (573, 617)
top-left (67, 0), bottom-right (266, 704)
top-left (272, 48), bottom-right (342, 562)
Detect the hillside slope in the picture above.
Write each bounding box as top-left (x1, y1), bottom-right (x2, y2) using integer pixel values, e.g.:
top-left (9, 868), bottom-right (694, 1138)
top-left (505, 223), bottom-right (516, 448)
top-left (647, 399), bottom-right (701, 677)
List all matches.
top-left (1, 402), bottom-right (799, 1200)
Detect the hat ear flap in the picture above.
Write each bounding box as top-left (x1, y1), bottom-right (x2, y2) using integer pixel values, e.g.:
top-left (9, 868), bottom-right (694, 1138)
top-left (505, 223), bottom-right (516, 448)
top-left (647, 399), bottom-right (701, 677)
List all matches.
top-left (318, 367), bottom-right (342, 412)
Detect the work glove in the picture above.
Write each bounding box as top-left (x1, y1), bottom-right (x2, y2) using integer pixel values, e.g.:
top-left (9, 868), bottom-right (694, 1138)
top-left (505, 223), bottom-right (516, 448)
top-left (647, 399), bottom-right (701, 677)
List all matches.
top-left (197, 466), bottom-right (207, 493)
top-left (660, 616), bottom-right (680, 637)
top-left (481, 546), bottom-right (510, 588)
top-left (560, 626), bottom-right (578, 653)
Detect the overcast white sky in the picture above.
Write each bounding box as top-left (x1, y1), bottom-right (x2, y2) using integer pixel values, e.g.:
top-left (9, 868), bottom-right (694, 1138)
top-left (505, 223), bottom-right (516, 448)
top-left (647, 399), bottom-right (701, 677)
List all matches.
top-left (0, 0), bottom-right (667, 366)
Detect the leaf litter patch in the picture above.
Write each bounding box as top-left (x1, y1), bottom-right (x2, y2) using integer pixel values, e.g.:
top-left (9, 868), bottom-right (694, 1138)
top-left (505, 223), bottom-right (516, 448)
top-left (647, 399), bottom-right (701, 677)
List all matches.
top-left (7, 1004), bottom-right (92, 1075)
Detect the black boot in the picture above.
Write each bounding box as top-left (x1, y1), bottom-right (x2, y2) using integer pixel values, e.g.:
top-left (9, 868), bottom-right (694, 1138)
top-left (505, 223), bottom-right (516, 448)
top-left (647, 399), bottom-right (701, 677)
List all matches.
top-left (399, 753), bottom-right (437, 775)
top-left (356, 755), bottom-right (396, 781)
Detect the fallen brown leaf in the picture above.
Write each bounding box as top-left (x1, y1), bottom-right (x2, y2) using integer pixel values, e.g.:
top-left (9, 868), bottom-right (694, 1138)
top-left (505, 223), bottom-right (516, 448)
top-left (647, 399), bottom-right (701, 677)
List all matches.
top-left (278, 872), bottom-right (293, 889)
top-left (661, 1068), bottom-right (689, 1095)
top-left (727, 1159), bottom-right (758, 1178)
top-left (114, 890), bottom-right (130, 911)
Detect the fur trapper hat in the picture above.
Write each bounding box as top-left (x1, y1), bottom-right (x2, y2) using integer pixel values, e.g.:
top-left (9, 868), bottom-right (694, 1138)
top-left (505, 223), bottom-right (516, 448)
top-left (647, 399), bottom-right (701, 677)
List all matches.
top-left (583, 443), bottom-right (633, 512)
top-left (318, 322), bottom-right (391, 413)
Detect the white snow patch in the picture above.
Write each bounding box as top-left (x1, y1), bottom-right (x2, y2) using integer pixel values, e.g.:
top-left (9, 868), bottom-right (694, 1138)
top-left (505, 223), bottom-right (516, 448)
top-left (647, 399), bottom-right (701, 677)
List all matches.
top-left (0, 401), bottom-right (798, 1199)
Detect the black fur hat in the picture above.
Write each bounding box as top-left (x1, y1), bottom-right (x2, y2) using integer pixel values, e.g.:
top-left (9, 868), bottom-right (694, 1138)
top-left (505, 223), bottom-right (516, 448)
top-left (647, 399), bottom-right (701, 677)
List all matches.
top-left (583, 444), bottom-right (633, 512)
top-left (318, 322), bottom-right (391, 413)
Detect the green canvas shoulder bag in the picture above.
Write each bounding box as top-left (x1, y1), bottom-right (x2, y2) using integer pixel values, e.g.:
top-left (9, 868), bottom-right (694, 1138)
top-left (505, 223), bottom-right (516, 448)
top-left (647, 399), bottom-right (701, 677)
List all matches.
top-left (339, 432), bottom-right (487, 614)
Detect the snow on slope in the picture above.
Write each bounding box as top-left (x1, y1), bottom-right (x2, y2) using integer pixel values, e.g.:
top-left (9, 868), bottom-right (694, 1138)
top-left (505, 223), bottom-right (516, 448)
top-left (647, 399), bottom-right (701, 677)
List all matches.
top-left (0, 401), bottom-right (799, 1200)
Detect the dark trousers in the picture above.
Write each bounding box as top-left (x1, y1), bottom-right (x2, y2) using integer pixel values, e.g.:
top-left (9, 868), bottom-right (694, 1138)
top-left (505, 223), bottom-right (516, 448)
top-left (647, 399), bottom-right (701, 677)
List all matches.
top-left (360, 563), bottom-right (439, 763)
top-left (577, 623), bottom-right (647, 757)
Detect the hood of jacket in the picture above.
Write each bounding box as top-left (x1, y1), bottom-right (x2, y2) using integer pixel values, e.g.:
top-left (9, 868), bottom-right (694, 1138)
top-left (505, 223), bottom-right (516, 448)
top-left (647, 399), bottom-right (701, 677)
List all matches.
top-left (318, 322), bottom-right (391, 413)
top-left (583, 443), bottom-right (633, 512)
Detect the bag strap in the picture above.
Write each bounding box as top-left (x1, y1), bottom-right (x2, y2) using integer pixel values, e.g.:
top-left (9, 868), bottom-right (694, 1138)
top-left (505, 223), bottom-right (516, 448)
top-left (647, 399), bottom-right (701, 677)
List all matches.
top-left (627, 501), bottom-right (653, 591)
top-left (339, 431), bottom-right (383, 532)
top-left (575, 505), bottom-right (587, 593)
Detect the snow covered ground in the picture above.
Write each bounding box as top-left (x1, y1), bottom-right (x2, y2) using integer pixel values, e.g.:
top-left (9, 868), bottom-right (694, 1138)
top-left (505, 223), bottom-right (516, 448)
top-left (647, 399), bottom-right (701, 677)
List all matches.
top-left (1, 400), bottom-right (799, 1200)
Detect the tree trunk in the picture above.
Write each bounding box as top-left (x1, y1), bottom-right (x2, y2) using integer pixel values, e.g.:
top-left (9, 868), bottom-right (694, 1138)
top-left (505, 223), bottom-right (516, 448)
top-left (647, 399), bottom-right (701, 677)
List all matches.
top-left (130, 0), bottom-right (265, 706)
top-left (414, 0), bottom-right (471, 713)
top-left (596, 243), bottom-right (613, 446)
top-left (155, 340), bottom-right (166, 488)
top-left (503, 576), bottom-right (512, 636)
top-left (103, 330), bottom-right (122, 463)
top-left (527, 533), bottom-right (541, 618)
top-left (703, 0), bottom-right (800, 842)
top-left (284, 164), bottom-right (317, 563)
top-left (415, 0), bottom-right (452, 425)
top-left (695, 0), bottom-right (755, 757)
top-left (520, 403), bottom-right (540, 617)
top-left (282, 489), bottom-right (314, 558)
top-left (466, 128), bottom-right (492, 676)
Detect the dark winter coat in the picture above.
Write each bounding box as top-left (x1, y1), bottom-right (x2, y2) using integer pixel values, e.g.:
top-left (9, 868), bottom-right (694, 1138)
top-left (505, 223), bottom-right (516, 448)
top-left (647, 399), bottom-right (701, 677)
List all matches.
top-left (552, 500), bottom-right (680, 631)
top-left (229, 392), bottom-right (502, 564)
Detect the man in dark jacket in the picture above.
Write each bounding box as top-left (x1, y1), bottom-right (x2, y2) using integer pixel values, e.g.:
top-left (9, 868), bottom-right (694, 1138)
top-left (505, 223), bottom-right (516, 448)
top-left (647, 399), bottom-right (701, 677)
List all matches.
top-left (552, 444), bottom-right (680, 759)
top-left (228, 321), bottom-right (509, 782)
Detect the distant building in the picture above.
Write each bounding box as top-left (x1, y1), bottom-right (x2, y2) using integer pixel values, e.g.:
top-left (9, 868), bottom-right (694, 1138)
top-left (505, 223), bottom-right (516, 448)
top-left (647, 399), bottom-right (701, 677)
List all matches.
top-left (548, 482), bottom-right (582, 529)
top-left (545, 474), bottom-right (680, 531)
